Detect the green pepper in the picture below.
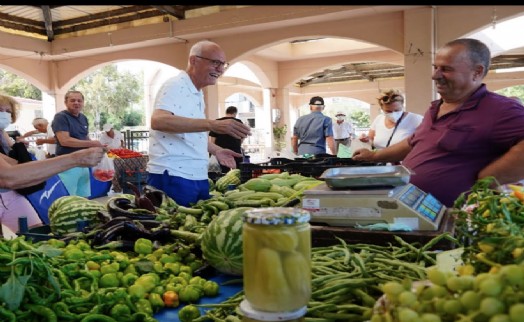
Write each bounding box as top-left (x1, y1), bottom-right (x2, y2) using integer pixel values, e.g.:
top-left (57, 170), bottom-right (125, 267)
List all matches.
top-left (135, 273), bottom-right (160, 291)
top-left (46, 238), bottom-right (66, 249)
top-left (80, 314), bottom-right (118, 322)
top-left (100, 262), bottom-right (120, 275)
top-left (134, 238), bottom-right (153, 255)
top-left (188, 260), bottom-right (204, 273)
top-left (124, 263), bottom-right (137, 275)
top-left (100, 273), bottom-right (120, 288)
top-left (178, 304), bottom-right (201, 322)
top-left (178, 272), bottom-right (192, 282)
top-left (0, 306), bottom-right (16, 322)
top-left (128, 284), bottom-right (146, 300)
top-left (153, 261), bottom-right (164, 274)
top-left (178, 285), bottom-right (202, 303)
top-left (110, 303), bottom-right (132, 318)
top-left (179, 265), bottom-right (192, 275)
top-left (159, 254), bottom-right (177, 264)
top-left (189, 276), bottom-right (206, 287)
top-left (148, 292), bottom-right (165, 312)
top-left (136, 298), bottom-right (153, 315)
top-left (203, 280), bottom-right (219, 297)
top-left (121, 272), bottom-right (138, 287)
top-left (25, 304), bottom-right (58, 322)
top-left (164, 262), bottom-right (181, 275)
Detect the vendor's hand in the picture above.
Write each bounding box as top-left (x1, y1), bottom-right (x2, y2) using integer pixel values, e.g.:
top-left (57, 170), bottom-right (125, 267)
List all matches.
top-left (211, 119), bottom-right (251, 139)
top-left (35, 138), bottom-right (44, 145)
top-left (352, 148), bottom-right (375, 161)
top-left (215, 148), bottom-right (242, 169)
top-left (73, 147), bottom-right (105, 167)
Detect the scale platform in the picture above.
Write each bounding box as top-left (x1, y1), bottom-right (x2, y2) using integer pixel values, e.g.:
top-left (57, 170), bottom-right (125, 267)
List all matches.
top-left (302, 182), bottom-right (446, 231)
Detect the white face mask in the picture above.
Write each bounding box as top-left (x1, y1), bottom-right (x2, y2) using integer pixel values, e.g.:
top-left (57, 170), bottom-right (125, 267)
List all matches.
top-left (384, 110), bottom-right (403, 123)
top-left (0, 111), bottom-right (11, 130)
top-left (336, 116), bottom-right (345, 121)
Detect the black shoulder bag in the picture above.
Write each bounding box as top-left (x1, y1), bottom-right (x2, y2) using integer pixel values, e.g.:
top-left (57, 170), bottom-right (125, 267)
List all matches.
top-left (8, 142), bottom-right (47, 195)
top-left (385, 112), bottom-right (406, 148)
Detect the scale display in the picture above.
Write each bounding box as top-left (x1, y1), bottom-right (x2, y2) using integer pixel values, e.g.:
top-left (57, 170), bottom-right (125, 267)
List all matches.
top-left (302, 183), bottom-right (446, 231)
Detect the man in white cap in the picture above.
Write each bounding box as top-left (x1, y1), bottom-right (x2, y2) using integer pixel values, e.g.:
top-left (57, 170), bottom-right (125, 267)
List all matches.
top-left (99, 123), bottom-right (124, 149)
top-left (291, 96), bottom-right (336, 156)
top-left (332, 111), bottom-right (355, 155)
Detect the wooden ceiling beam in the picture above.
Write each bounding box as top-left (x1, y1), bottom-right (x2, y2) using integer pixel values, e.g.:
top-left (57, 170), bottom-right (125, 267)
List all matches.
top-left (41, 6), bottom-right (54, 42)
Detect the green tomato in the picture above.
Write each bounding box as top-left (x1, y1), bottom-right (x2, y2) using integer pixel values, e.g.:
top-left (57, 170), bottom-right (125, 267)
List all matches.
top-left (203, 280), bottom-right (219, 297)
top-left (178, 285), bottom-right (202, 303)
top-left (178, 304), bottom-right (201, 322)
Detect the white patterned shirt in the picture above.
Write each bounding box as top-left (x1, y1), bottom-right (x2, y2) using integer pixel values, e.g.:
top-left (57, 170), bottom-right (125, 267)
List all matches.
top-left (147, 71), bottom-right (208, 180)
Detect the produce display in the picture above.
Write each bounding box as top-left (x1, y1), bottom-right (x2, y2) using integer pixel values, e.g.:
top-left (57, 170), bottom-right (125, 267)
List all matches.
top-left (108, 148), bottom-right (143, 159)
top-left (6, 171), bottom-right (524, 322)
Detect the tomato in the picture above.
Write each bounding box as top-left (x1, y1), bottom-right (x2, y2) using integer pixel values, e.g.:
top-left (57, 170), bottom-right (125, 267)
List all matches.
top-left (93, 169), bottom-right (115, 181)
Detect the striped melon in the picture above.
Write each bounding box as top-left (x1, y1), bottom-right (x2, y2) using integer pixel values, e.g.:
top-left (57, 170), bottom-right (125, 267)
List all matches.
top-left (200, 207), bottom-right (254, 276)
top-left (48, 196), bottom-right (105, 235)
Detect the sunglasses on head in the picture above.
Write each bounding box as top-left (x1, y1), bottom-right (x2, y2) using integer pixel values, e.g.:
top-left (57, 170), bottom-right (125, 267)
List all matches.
top-left (380, 94), bottom-right (402, 104)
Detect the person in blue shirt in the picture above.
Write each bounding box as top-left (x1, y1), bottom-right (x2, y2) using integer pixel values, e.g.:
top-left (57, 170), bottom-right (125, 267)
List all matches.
top-left (291, 96), bottom-right (336, 156)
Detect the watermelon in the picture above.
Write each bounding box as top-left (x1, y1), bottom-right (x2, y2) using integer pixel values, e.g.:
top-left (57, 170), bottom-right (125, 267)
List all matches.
top-left (200, 207), bottom-right (253, 276)
top-left (48, 196), bottom-right (105, 235)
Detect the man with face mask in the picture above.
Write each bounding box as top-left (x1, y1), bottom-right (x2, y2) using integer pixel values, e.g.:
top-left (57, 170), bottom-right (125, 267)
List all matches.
top-left (332, 111), bottom-right (355, 155)
top-left (359, 89), bottom-right (423, 150)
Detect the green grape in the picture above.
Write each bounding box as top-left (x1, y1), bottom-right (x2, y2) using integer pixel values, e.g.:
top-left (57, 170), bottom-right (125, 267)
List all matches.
top-left (434, 298), bottom-right (447, 313)
top-left (509, 303), bottom-right (524, 322)
top-left (427, 267), bottom-right (448, 286)
top-left (460, 290), bottom-right (481, 311)
top-left (443, 299), bottom-right (464, 316)
top-left (399, 290), bottom-right (418, 307)
top-left (499, 264), bottom-right (524, 289)
top-left (479, 277), bottom-right (504, 297)
top-left (490, 314), bottom-right (511, 322)
top-left (480, 297), bottom-right (506, 317)
top-left (419, 286), bottom-right (436, 301)
top-left (430, 284), bottom-right (449, 298)
top-left (383, 281), bottom-right (405, 298)
top-left (398, 307), bottom-right (419, 322)
top-left (370, 314), bottom-right (383, 322)
top-left (475, 273), bottom-right (492, 290)
top-left (446, 276), bottom-right (464, 292)
top-left (421, 313), bottom-right (442, 322)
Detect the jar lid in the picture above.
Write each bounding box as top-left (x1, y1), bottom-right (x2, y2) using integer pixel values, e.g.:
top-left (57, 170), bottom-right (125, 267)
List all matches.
top-left (242, 207), bottom-right (310, 225)
top-left (239, 300), bottom-right (307, 321)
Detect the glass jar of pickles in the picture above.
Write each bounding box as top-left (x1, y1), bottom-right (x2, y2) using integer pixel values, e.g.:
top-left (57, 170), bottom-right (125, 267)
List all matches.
top-left (242, 207), bottom-right (311, 312)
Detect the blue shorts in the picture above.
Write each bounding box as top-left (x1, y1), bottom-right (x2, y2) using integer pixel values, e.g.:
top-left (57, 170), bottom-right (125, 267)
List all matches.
top-left (147, 170), bottom-right (210, 207)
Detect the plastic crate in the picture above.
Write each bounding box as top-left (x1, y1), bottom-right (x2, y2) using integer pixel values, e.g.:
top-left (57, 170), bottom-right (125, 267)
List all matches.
top-left (240, 159), bottom-right (297, 183)
top-left (16, 224), bottom-right (55, 242)
top-left (120, 170), bottom-right (149, 194)
top-left (240, 157), bottom-right (382, 182)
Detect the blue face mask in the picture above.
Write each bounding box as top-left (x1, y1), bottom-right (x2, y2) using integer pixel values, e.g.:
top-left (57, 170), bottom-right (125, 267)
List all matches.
top-left (0, 111), bottom-right (11, 130)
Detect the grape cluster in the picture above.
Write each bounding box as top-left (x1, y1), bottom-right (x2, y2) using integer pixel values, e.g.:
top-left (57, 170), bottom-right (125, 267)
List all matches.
top-left (370, 265), bottom-right (524, 322)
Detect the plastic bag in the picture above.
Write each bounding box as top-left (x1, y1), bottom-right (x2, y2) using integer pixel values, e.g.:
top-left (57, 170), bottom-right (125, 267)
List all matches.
top-left (92, 153), bottom-right (115, 182)
top-left (208, 154), bottom-right (221, 174)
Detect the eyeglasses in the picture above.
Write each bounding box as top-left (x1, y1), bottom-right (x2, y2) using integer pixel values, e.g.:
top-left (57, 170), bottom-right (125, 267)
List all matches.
top-left (196, 55), bottom-right (230, 69)
top-left (380, 94), bottom-right (402, 104)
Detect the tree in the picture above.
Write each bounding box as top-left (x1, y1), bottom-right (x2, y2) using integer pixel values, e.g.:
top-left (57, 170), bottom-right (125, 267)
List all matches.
top-left (0, 70), bottom-right (41, 100)
top-left (350, 110), bottom-right (371, 128)
top-left (72, 64), bottom-right (144, 130)
top-left (496, 85), bottom-right (524, 102)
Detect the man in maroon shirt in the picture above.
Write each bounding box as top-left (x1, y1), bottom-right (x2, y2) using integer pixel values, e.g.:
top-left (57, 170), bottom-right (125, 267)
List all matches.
top-left (353, 38), bottom-right (524, 207)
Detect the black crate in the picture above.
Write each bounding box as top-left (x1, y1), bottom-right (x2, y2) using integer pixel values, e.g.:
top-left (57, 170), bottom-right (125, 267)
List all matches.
top-left (240, 157), bottom-right (382, 182)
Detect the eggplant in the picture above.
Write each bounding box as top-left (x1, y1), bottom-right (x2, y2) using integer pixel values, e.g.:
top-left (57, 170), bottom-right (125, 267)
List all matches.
top-left (143, 185), bottom-right (167, 208)
top-left (127, 182), bottom-right (156, 212)
top-left (107, 197), bottom-right (156, 220)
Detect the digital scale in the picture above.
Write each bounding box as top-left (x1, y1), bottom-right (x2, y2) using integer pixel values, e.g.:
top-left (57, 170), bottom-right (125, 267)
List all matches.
top-left (302, 166), bottom-right (447, 231)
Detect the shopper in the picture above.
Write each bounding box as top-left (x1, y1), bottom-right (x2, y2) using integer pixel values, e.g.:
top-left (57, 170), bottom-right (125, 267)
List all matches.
top-left (100, 123), bottom-right (124, 149)
top-left (147, 40), bottom-right (251, 206)
top-left (52, 90), bottom-right (105, 197)
top-left (359, 89), bottom-right (423, 150)
top-left (353, 38), bottom-right (524, 207)
top-left (291, 96), bottom-right (336, 156)
top-left (332, 111), bottom-right (355, 155)
top-left (209, 105), bottom-right (245, 173)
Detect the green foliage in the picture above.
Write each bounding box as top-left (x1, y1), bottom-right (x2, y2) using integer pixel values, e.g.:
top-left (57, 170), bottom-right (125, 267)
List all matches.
top-left (496, 85), bottom-right (524, 102)
top-left (350, 110), bottom-right (371, 127)
top-left (0, 70), bottom-right (41, 100)
top-left (273, 124), bottom-right (287, 151)
top-left (71, 64), bottom-right (144, 130)
top-left (122, 110), bottom-right (144, 127)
